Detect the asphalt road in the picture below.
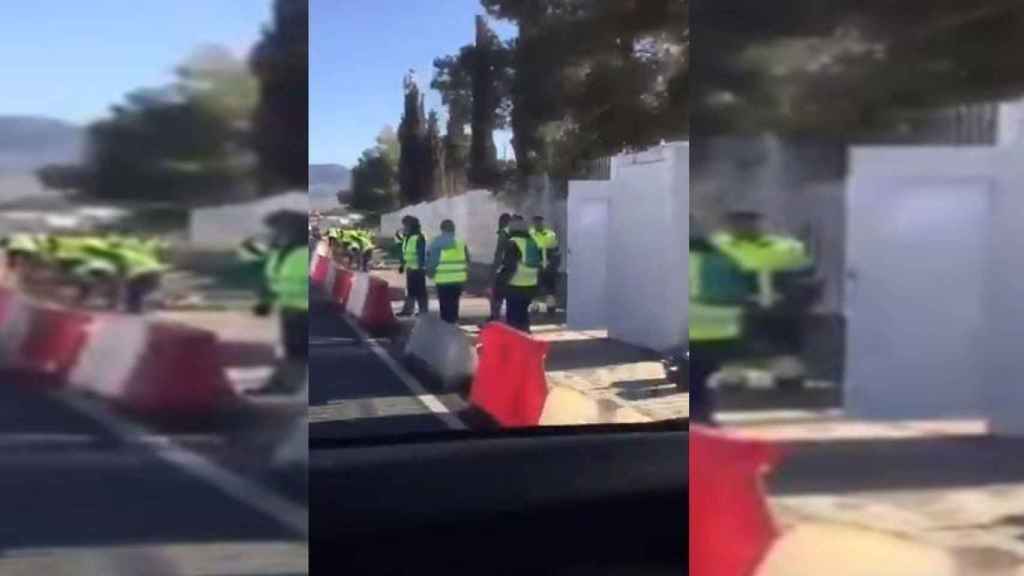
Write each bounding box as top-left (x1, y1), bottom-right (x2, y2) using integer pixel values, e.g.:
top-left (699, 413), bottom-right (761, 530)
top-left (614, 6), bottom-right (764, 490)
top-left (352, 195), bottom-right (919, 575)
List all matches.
top-left (0, 369), bottom-right (307, 575)
top-left (308, 299), bottom-right (464, 442)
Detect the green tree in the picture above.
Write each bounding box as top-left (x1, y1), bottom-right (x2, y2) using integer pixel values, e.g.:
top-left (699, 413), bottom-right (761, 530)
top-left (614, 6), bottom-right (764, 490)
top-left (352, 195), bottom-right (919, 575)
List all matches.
top-left (468, 16), bottom-right (506, 188)
top-left (350, 128), bottom-right (399, 212)
top-left (483, 0), bottom-right (686, 176)
top-left (426, 110), bottom-right (445, 197)
top-left (72, 45), bottom-right (261, 206)
top-left (398, 73), bottom-right (429, 204)
top-left (250, 0), bottom-right (308, 190)
top-left (432, 50), bottom-right (474, 194)
top-left (691, 0), bottom-right (1024, 136)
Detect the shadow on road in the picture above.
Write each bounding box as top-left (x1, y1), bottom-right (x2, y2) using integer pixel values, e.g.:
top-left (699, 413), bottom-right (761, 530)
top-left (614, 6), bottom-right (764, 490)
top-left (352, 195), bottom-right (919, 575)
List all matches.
top-left (770, 434), bottom-right (1024, 496)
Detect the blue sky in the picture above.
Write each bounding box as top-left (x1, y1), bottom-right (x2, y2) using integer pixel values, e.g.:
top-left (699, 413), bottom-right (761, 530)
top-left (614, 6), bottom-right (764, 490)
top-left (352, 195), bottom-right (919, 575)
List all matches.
top-left (310, 0), bottom-right (517, 167)
top-left (0, 1), bottom-right (271, 125)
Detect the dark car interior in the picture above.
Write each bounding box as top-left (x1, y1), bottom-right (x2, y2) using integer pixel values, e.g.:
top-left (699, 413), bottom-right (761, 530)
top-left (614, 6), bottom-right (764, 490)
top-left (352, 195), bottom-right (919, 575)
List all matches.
top-left (310, 421), bottom-right (687, 574)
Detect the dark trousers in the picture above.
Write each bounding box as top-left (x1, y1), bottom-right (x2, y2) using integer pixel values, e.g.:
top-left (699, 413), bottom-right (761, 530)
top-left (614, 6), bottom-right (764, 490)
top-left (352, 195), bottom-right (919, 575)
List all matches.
top-left (405, 269), bottom-right (429, 314)
top-left (489, 282), bottom-right (506, 320)
top-left (124, 273), bottom-right (161, 314)
top-left (437, 284), bottom-right (463, 324)
top-left (689, 339), bottom-right (736, 425)
top-left (281, 309), bottom-right (309, 360)
top-left (505, 286), bottom-right (536, 333)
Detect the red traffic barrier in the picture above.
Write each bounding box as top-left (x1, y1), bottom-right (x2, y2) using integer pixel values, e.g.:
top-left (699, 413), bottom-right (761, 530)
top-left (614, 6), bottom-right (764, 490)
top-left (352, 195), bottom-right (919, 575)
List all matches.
top-left (691, 426), bottom-right (783, 576)
top-left (309, 239), bottom-right (332, 286)
top-left (332, 267), bottom-right (354, 307)
top-left (345, 273), bottom-right (398, 332)
top-left (72, 316), bottom-right (236, 417)
top-left (19, 306), bottom-right (93, 378)
top-left (121, 322), bottom-right (237, 416)
top-left (469, 322), bottom-right (550, 427)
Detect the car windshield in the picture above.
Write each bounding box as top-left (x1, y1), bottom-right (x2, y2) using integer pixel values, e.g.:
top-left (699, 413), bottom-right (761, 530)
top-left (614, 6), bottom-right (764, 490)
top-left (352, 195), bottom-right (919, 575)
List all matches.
top-left (308, 0), bottom-right (687, 444)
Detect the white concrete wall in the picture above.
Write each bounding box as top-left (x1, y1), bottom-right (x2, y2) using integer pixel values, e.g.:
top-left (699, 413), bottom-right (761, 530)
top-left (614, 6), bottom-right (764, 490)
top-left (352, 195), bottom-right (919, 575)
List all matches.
top-left (984, 146), bottom-right (1024, 435)
top-left (190, 192), bottom-right (309, 246)
top-left (604, 142), bottom-right (688, 351)
top-left (379, 190), bottom-right (519, 265)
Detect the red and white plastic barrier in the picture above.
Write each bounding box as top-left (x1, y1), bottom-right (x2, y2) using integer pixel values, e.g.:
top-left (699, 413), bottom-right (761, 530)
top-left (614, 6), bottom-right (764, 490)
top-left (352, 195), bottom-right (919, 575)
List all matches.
top-left (0, 286), bottom-right (237, 418)
top-left (70, 315), bottom-right (235, 416)
top-left (345, 273), bottom-right (398, 332)
top-left (469, 322), bottom-right (550, 427)
top-left (309, 239), bottom-right (332, 286)
top-left (691, 426), bottom-right (783, 576)
top-left (332, 268), bottom-right (354, 306)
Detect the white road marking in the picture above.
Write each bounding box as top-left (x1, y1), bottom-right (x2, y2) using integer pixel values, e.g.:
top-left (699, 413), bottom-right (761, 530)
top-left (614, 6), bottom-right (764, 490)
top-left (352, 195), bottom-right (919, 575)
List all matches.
top-left (55, 392), bottom-right (308, 538)
top-left (338, 315), bottom-right (469, 431)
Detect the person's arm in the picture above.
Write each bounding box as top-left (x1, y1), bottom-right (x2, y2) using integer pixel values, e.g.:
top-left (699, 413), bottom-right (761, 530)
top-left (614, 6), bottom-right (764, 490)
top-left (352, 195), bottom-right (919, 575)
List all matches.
top-left (416, 235), bottom-right (426, 269)
top-left (425, 238), bottom-right (441, 277)
top-left (496, 241), bottom-right (519, 286)
top-left (465, 244), bottom-right (471, 267)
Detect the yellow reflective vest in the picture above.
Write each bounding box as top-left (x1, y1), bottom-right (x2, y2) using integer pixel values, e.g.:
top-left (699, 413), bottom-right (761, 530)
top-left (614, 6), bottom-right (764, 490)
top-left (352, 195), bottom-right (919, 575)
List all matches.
top-left (435, 240), bottom-right (468, 285)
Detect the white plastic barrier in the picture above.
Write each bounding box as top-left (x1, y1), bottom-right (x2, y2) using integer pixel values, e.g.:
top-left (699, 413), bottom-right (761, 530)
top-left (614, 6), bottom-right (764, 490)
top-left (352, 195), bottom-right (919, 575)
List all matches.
top-left (0, 291), bottom-right (35, 364)
top-left (344, 273), bottom-right (370, 318)
top-left (403, 315), bottom-right (478, 389)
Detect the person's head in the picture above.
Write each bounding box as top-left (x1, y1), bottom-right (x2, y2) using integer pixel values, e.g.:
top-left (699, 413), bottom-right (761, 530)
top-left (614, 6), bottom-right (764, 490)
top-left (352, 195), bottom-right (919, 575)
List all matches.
top-left (440, 219), bottom-right (455, 235)
top-left (498, 213), bottom-right (511, 229)
top-left (508, 219), bottom-right (528, 235)
top-left (726, 210), bottom-right (764, 240)
top-left (264, 211), bottom-right (308, 247)
top-left (532, 216), bottom-right (545, 230)
top-left (401, 215), bottom-right (414, 233)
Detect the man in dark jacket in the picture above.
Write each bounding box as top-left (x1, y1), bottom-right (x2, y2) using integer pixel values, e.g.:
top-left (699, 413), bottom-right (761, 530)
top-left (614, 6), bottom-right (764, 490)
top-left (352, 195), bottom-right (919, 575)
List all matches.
top-left (489, 213), bottom-right (512, 321)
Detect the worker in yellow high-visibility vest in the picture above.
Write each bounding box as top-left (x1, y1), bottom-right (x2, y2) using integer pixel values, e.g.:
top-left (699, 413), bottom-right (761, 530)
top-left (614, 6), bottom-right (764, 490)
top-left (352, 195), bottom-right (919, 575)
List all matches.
top-left (426, 219), bottom-right (471, 324)
top-left (497, 217), bottom-right (542, 332)
top-left (529, 215), bottom-right (561, 315)
top-left (398, 216), bottom-right (429, 316)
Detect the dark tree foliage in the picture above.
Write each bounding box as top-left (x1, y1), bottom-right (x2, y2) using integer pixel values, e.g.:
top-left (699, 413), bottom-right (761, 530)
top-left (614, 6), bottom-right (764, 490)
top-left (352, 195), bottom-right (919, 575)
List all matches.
top-left (691, 0), bottom-right (1024, 136)
top-left (483, 0), bottom-right (686, 176)
top-left (250, 0), bottom-right (308, 190)
top-left (468, 16), bottom-right (512, 188)
top-left (398, 74), bottom-right (431, 204)
top-left (83, 91), bottom-right (239, 204)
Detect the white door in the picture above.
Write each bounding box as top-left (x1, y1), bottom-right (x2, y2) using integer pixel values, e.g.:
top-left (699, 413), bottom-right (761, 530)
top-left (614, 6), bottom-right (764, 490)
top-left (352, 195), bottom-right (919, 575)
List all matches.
top-left (846, 177), bottom-right (991, 419)
top-left (567, 184), bottom-right (610, 329)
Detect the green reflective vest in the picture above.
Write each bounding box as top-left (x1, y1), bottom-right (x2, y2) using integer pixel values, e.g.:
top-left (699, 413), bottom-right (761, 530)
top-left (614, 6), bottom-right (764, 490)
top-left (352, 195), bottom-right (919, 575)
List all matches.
top-left (689, 249), bottom-right (748, 343)
top-left (508, 236), bottom-right (540, 288)
top-left (435, 240), bottom-right (468, 285)
top-left (117, 246), bottom-right (167, 278)
top-left (530, 227), bottom-right (558, 268)
top-left (265, 246), bottom-right (309, 311)
top-left (7, 234), bottom-right (39, 253)
top-left (402, 235), bottom-right (423, 270)
top-left (710, 233), bottom-right (810, 309)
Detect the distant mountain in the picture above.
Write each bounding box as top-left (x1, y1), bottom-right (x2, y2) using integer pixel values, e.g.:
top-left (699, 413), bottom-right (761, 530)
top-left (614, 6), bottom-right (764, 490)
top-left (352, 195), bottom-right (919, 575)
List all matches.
top-left (309, 164), bottom-right (351, 209)
top-left (0, 116), bottom-right (85, 173)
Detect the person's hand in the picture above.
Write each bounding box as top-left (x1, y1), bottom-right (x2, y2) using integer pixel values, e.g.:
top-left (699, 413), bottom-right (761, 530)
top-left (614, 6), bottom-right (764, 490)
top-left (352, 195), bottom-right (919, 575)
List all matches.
top-left (253, 301), bottom-right (271, 317)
